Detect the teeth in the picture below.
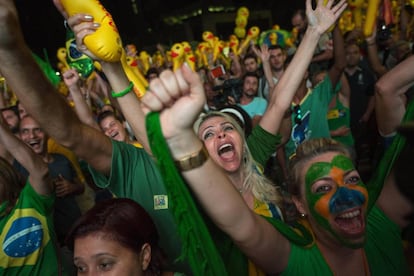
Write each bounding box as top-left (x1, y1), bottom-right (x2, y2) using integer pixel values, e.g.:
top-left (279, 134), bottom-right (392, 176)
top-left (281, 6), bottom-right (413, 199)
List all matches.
top-left (338, 210), bottom-right (360, 219)
top-left (219, 143), bottom-right (232, 151)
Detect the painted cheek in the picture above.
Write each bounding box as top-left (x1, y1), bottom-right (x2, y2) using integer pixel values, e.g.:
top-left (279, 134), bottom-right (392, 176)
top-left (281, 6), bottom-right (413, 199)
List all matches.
top-left (305, 162), bottom-right (333, 217)
top-left (314, 191), bottom-right (335, 219)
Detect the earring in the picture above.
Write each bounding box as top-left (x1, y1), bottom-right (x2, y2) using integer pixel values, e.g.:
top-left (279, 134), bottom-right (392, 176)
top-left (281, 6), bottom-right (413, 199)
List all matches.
top-left (300, 213), bottom-right (306, 218)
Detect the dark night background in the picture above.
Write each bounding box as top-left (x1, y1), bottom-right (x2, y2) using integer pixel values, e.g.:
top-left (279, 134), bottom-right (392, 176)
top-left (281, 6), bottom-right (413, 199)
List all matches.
top-left (15, 0), bottom-right (304, 68)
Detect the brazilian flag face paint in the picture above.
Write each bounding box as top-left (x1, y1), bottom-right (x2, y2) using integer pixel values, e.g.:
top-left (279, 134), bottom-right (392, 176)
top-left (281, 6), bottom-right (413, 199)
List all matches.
top-left (304, 154), bottom-right (369, 248)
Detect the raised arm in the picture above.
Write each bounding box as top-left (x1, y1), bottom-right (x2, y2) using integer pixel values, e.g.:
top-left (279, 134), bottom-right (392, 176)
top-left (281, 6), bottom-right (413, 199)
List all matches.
top-left (0, 0), bottom-right (113, 174)
top-left (375, 54), bottom-right (414, 135)
top-left (62, 68), bottom-right (100, 130)
top-left (61, 8), bottom-right (152, 154)
top-left (259, 0), bottom-right (348, 135)
top-left (365, 25), bottom-right (388, 77)
top-left (327, 24), bottom-right (346, 88)
top-left (252, 44), bottom-right (275, 94)
top-left (140, 1), bottom-right (348, 273)
top-left (0, 114), bottom-right (51, 195)
top-left (141, 62), bottom-right (290, 275)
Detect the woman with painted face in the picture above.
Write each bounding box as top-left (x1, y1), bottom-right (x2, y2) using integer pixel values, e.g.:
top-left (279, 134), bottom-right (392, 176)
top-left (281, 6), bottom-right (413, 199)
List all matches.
top-left (140, 0), bottom-right (410, 274)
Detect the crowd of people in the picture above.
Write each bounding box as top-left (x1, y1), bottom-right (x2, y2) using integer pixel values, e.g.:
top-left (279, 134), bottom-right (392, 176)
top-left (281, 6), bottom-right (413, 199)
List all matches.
top-left (0, 0), bottom-right (414, 274)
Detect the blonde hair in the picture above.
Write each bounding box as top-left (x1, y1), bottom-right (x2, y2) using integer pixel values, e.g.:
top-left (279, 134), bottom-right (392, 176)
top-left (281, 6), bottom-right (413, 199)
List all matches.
top-left (288, 138), bottom-right (351, 197)
top-left (196, 111), bottom-right (284, 207)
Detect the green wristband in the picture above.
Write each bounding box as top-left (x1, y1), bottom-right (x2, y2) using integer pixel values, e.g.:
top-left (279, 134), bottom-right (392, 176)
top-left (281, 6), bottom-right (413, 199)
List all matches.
top-left (111, 81), bottom-right (134, 98)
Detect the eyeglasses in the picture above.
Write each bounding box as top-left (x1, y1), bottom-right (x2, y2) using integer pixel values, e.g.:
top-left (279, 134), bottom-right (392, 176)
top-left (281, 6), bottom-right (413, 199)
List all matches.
top-left (292, 104), bottom-right (302, 125)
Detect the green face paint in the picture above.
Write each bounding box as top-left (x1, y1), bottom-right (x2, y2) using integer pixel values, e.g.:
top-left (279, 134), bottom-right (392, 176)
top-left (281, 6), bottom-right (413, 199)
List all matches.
top-left (304, 154), bottom-right (368, 248)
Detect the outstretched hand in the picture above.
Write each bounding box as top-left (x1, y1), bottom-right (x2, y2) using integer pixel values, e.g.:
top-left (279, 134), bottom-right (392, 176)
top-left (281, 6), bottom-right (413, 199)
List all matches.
top-left (140, 64), bottom-right (205, 140)
top-left (251, 44), bottom-right (270, 63)
top-left (306, 0), bottom-right (347, 35)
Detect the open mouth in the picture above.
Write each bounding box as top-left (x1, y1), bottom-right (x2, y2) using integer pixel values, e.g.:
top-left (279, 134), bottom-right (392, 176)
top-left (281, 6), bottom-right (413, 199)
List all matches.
top-left (28, 140), bottom-right (40, 148)
top-left (218, 143), bottom-right (234, 158)
top-left (334, 208), bottom-right (365, 235)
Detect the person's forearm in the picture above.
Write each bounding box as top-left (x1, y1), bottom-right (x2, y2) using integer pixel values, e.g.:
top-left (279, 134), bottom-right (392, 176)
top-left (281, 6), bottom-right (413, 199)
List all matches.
top-left (70, 85), bottom-right (100, 130)
top-left (311, 48), bottom-right (333, 63)
top-left (0, 45), bottom-right (83, 146)
top-left (332, 25), bottom-right (346, 74)
top-left (364, 96), bottom-right (375, 118)
top-left (377, 55), bottom-right (414, 93)
top-left (399, 1), bottom-right (408, 40)
top-left (375, 56), bottom-right (414, 134)
top-left (0, 121), bottom-right (50, 194)
top-left (327, 25), bottom-right (346, 87)
top-left (231, 55), bottom-right (243, 78)
top-left (260, 28), bottom-right (321, 134)
top-left (101, 62), bottom-right (151, 154)
top-left (366, 42), bottom-right (387, 77)
top-left (262, 60), bottom-right (275, 97)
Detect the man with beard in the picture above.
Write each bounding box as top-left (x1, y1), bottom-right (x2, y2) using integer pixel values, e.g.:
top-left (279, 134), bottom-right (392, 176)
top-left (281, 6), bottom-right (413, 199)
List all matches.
top-left (1, 105), bottom-right (19, 133)
top-left (237, 72), bottom-right (268, 127)
top-left (259, 45), bottom-right (287, 101)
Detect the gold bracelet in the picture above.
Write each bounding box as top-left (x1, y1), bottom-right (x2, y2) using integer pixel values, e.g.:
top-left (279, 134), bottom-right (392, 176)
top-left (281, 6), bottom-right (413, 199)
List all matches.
top-left (174, 146), bottom-right (209, 171)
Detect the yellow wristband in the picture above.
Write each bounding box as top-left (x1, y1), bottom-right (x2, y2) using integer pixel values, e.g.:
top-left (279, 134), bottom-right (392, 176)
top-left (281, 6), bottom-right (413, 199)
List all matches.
top-left (111, 81), bottom-right (134, 98)
top-left (174, 146), bottom-right (209, 171)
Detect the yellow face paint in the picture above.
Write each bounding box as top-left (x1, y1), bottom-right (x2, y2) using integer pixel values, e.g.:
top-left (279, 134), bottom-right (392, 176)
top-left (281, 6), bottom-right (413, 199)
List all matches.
top-left (305, 154), bottom-right (368, 247)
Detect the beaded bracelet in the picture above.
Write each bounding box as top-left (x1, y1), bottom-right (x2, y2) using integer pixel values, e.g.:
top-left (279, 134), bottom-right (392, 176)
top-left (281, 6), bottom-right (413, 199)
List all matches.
top-left (111, 81), bottom-right (134, 98)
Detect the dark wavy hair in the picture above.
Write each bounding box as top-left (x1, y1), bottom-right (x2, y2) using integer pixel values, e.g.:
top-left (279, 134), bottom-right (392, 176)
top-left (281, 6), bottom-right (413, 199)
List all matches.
top-left (66, 198), bottom-right (167, 275)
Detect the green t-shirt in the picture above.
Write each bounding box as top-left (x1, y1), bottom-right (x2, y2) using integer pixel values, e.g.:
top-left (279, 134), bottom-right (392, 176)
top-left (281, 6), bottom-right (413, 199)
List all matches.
top-left (280, 206), bottom-right (409, 275)
top-left (0, 182), bottom-right (58, 275)
top-left (88, 140), bottom-right (188, 273)
top-left (285, 75), bottom-right (336, 159)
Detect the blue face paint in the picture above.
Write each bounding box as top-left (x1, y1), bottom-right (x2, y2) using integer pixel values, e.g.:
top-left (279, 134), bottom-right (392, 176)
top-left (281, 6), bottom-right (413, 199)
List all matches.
top-left (329, 187), bottom-right (366, 215)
